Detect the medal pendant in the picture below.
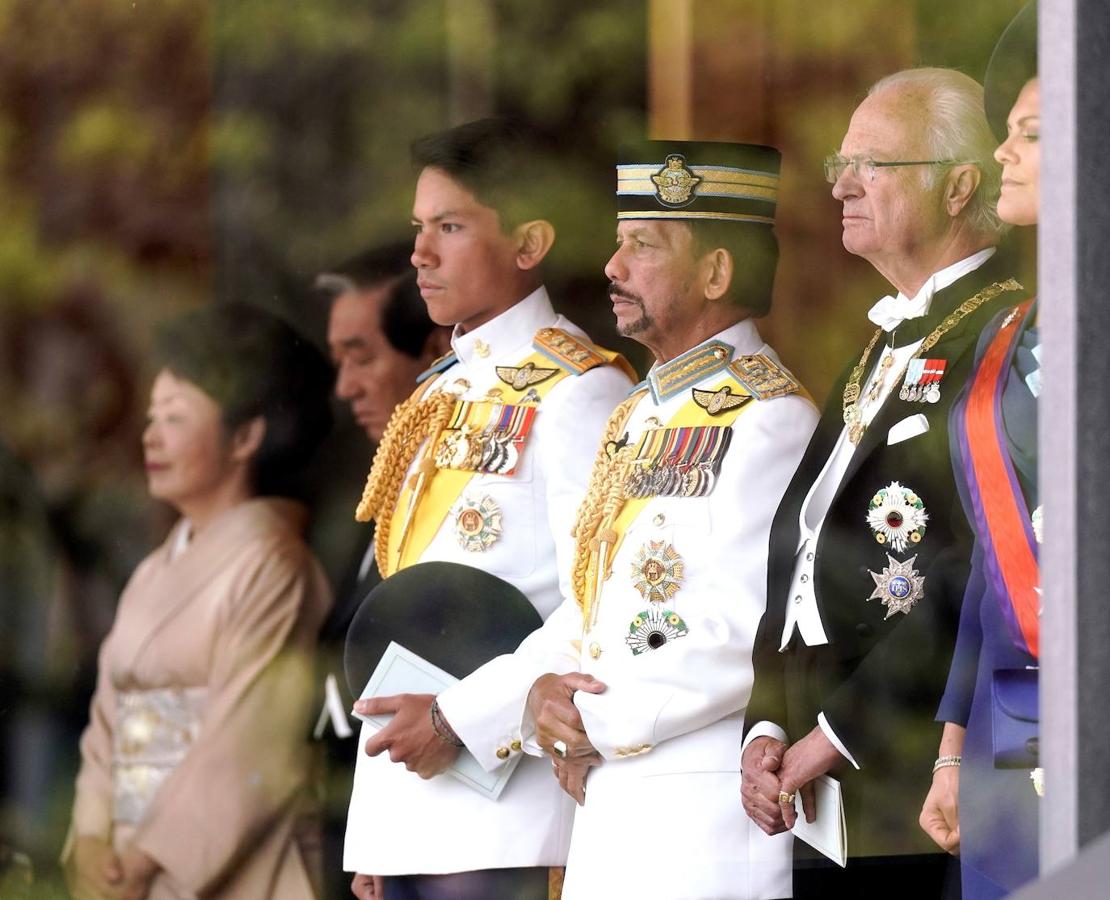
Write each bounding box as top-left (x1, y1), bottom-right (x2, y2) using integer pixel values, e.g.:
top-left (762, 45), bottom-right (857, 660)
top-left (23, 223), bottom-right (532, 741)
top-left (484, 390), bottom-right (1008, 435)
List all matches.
top-left (626, 608), bottom-right (689, 655)
top-left (452, 495), bottom-right (504, 551)
top-left (899, 385), bottom-right (911, 401)
top-left (867, 554), bottom-right (926, 618)
top-left (630, 540), bottom-right (685, 604)
top-left (925, 384), bottom-right (941, 404)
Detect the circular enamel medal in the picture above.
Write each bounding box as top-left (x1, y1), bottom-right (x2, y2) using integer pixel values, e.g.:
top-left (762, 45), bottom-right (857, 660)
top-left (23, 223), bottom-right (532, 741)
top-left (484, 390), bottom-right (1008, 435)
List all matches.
top-left (451, 495), bottom-right (503, 551)
top-left (866, 481), bottom-right (928, 554)
top-left (625, 608), bottom-right (689, 655)
top-left (630, 540), bottom-right (685, 604)
top-left (867, 554), bottom-right (926, 618)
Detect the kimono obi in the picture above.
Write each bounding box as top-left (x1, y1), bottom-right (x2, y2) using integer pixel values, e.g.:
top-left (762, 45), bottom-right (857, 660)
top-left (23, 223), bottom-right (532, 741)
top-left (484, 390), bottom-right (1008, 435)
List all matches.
top-left (112, 687), bottom-right (206, 825)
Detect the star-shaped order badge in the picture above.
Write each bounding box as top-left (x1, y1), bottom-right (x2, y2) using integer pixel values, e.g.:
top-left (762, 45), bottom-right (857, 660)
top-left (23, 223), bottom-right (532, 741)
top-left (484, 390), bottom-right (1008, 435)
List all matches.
top-left (630, 540), bottom-right (685, 604)
top-left (866, 481), bottom-right (928, 553)
top-left (868, 554), bottom-right (926, 619)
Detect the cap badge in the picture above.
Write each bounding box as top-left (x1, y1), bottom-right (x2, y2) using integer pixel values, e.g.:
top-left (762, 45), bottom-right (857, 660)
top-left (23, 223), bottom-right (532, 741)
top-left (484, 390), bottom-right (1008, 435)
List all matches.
top-left (651, 154), bottom-right (702, 207)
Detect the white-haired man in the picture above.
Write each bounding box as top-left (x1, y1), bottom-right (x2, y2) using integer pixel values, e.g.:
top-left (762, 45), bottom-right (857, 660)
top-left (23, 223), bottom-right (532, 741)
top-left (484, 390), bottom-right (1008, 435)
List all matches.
top-left (740, 67), bottom-right (1020, 896)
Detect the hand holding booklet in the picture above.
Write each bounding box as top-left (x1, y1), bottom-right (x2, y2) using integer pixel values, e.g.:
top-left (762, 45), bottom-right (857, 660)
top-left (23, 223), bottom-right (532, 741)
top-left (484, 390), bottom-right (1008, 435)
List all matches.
top-left (790, 775), bottom-right (847, 867)
top-left (354, 641), bottom-right (521, 801)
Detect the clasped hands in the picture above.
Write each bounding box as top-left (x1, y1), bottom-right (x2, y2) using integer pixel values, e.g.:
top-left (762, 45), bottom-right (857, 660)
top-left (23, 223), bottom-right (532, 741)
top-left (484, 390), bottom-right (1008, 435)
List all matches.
top-left (740, 726), bottom-right (843, 835)
top-left (527, 672), bottom-right (607, 805)
top-left (354, 693), bottom-right (461, 779)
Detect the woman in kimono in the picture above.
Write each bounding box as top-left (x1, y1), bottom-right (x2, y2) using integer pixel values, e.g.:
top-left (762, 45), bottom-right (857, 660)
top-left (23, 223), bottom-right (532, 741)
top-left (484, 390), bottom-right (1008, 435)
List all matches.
top-left (64, 303), bottom-right (334, 900)
top-left (920, 5), bottom-right (1041, 898)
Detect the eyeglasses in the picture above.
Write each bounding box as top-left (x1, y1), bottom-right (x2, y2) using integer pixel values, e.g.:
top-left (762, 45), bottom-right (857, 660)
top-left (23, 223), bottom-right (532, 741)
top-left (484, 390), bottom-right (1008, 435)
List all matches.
top-left (823, 153), bottom-right (972, 184)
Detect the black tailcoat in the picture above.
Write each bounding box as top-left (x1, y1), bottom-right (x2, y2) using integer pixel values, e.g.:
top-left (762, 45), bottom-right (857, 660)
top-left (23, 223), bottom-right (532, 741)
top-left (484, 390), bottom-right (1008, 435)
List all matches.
top-left (745, 252), bottom-right (1022, 860)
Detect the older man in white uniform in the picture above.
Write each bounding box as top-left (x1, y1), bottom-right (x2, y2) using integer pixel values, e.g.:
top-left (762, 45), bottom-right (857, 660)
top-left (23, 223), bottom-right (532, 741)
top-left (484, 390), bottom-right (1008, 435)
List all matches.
top-left (443, 140), bottom-right (817, 899)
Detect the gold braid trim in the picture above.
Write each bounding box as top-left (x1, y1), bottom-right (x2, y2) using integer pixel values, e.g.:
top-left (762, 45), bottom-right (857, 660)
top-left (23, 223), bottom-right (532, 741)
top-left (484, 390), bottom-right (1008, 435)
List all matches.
top-left (569, 390), bottom-right (648, 608)
top-left (354, 386), bottom-right (458, 575)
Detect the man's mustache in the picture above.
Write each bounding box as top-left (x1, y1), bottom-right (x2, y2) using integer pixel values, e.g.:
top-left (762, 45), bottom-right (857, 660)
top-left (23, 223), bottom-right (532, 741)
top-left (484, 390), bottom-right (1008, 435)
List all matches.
top-left (608, 284), bottom-right (644, 305)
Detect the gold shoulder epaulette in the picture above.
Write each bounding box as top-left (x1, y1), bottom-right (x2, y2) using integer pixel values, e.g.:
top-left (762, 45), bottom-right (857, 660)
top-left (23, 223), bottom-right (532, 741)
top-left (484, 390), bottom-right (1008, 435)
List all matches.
top-left (728, 354), bottom-right (800, 400)
top-left (534, 327), bottom-right (607, 375)
top-left (534, 327), bottom-right (639, 383)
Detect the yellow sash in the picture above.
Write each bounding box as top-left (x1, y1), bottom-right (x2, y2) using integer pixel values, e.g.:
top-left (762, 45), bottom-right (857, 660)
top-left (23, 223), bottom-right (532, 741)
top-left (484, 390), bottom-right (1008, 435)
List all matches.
top-left (385, 351), bottom-right (573, 576)
top-left (582, 374), bottom-right (757, 624)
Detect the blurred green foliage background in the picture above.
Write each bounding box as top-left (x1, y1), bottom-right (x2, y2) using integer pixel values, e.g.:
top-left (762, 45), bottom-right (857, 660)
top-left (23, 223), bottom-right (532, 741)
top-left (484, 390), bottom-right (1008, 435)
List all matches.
top-left (0, 0), bottom-right (1026, 893)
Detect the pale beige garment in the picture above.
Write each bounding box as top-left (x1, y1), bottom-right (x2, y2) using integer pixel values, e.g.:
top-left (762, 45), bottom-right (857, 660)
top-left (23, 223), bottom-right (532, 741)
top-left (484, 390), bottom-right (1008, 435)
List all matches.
top-left (67, 497), bottom-right (332, 899)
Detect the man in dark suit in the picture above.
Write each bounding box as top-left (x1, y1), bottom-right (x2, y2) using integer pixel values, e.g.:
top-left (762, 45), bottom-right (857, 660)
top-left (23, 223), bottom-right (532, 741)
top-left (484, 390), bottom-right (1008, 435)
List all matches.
top-left (313, 243), bottom-right (449, 899)
top-left (740, 67), bottom-right (1024, 897)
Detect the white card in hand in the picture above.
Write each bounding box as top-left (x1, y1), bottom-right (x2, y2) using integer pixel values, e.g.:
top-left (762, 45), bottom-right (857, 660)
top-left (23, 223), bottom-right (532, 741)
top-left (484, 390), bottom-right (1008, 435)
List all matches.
top-left (791, 774), bottom-right (847, 867)
top-left (355, 641), bottom-right (520, 801)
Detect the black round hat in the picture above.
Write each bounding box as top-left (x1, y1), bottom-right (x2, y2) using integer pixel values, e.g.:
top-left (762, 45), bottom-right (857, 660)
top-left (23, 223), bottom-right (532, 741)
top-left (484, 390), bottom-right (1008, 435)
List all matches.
top-left (984, 2), bottom-right (1038, 143)
top-left (343, 561), bottom-right (544, 697)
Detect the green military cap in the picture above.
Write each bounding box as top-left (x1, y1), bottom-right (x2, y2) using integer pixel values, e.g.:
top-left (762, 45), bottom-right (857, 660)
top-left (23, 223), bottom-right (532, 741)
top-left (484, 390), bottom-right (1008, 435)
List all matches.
top-left (616, 140), bottom-right (781, 226)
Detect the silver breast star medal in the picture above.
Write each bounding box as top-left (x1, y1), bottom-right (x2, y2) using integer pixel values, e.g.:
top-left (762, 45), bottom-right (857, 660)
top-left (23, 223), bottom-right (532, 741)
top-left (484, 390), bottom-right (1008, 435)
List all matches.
top-left (866, 481), bottom-right (928, 553)
top-left (626, 608), bottom-right (689, 655)
top-left (868, 554), bottom-right (926, 618)
top-left (630, 540), bottom-right (685, 604)
top-left (451, 495), bottom-right (503, 552)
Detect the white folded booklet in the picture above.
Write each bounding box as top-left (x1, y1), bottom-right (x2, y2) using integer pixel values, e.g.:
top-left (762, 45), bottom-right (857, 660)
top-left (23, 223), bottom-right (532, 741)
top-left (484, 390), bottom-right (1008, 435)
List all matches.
top-left (791, 775), bottom-right (847, 867)
top-left (354, 641), bottom-right (520, 801)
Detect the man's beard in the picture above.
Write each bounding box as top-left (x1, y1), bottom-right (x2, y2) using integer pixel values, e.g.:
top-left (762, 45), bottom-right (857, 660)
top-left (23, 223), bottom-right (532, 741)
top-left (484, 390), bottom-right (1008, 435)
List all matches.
top-left (610, 285), bottom-right (654, 336)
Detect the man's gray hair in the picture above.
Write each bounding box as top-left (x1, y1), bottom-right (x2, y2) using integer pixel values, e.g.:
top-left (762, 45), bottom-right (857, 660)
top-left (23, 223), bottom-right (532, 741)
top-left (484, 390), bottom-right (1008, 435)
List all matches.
top-left (868, 67), bottom-right (1007, 237)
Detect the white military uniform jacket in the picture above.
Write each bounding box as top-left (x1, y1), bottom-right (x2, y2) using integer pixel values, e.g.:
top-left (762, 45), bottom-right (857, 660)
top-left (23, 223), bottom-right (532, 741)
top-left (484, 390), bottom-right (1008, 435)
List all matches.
top-left (448, 320), bottom-right (818, 899)
top-left (343, 287), bottom-right (633, 875)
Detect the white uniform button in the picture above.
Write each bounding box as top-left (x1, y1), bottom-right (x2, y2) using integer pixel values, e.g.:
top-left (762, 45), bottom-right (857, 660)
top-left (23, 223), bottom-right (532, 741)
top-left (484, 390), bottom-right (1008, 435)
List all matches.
top-left (589, 642), bottom-right (602, 659)
top-left (806, 552), bottom-right (814, 562)
top-left (794, 595), bottom-right (803, 605)
top-left (653, 513), bottom-right (665, 527)
top-left (800, 574), bottom-right (809, 583)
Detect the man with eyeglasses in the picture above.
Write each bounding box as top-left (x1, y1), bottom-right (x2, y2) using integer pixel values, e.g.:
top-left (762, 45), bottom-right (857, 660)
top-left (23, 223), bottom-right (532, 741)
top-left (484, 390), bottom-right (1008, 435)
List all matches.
top-left (740, 67), bottom-right (1021, 897)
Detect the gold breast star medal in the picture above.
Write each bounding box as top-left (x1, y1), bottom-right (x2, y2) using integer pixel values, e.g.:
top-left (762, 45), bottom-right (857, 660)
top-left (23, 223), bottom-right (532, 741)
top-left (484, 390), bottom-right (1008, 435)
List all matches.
top-left (626, 608), bottom-right (689, 656)
top-left (692, 384), bottom-right (751, 417)
top-left (496, 361), bottom-right (559, 392)
top-left (866, 482), bottom-right (928, 553)
top-left (868, 554), bottom-right (926, 619)
top-left (451, 494), bottom-right (503, 552)
top-left (631, 540), bottom-right (685, 604)
top-left (651, 154), bottom-right (702, 207)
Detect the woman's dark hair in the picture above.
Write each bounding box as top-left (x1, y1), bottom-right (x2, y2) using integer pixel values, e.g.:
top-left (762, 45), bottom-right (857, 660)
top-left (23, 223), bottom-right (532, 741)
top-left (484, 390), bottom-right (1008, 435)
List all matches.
top-left (154, 302), bottom-right (333, 498)
top-left (687, 221), bottom-right (780, 318)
